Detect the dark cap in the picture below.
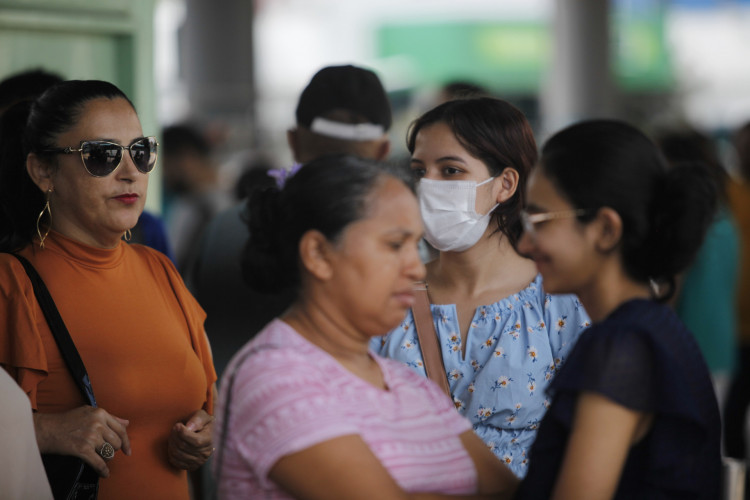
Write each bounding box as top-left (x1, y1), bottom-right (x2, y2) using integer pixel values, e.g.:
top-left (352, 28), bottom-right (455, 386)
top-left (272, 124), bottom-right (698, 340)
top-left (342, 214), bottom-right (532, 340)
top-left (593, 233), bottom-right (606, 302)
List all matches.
top-left (295, 65), bottom-right (392, 140)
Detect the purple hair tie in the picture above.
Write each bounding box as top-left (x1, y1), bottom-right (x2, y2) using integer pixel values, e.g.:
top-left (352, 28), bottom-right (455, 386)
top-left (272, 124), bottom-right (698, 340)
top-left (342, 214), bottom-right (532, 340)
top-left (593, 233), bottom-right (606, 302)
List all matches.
top-left (267, 163), bottom-right (303, 189)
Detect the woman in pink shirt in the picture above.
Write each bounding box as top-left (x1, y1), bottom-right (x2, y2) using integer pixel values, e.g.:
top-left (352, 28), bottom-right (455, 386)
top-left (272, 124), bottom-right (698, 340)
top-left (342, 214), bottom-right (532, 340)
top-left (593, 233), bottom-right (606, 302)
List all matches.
top-left (213, 156), bottom-right (518, 499)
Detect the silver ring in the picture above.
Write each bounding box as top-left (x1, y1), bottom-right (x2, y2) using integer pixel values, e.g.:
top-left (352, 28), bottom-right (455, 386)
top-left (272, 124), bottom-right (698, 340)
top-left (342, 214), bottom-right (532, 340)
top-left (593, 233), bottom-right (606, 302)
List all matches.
top-left (98, 441), bottom-right (115, 460)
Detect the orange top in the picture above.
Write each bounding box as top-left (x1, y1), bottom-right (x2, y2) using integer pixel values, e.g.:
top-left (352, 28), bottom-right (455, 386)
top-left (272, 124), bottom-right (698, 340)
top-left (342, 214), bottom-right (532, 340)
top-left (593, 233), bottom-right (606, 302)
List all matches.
top-left (0, 231), bottom-right (216, 500)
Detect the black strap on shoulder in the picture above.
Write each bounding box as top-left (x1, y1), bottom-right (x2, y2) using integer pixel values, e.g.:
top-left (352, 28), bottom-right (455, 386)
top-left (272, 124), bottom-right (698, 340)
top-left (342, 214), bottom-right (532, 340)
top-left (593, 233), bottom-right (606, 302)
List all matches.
top-left (11, 254), bottom-right (97, 407)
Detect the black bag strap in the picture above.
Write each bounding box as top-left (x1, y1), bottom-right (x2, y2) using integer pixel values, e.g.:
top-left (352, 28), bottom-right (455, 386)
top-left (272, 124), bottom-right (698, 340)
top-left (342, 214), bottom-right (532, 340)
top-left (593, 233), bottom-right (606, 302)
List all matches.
top-left (11, 254), bottom-right (97, 408)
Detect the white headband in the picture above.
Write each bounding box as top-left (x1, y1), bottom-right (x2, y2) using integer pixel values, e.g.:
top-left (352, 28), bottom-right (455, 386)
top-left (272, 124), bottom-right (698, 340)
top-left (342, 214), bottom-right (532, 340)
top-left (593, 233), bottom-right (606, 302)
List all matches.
top-left (309, 117), bottom-right (385, 141)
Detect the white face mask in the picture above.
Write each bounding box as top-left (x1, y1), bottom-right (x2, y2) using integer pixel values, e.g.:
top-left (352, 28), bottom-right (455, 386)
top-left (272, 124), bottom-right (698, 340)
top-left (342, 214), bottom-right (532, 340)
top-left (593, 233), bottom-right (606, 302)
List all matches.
top-left (418, 177), bottom-right (498, 252)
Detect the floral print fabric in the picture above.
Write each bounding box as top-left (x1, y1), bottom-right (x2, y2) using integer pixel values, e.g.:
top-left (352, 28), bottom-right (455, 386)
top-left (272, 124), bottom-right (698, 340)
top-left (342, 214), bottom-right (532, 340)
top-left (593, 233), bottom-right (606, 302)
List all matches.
top-left (371, 274), bottom-right (589, 478)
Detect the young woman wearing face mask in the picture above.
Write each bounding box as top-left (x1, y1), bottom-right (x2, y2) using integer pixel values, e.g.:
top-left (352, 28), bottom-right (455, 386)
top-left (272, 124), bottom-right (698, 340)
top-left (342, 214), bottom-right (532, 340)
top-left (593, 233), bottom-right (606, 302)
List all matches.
top-left (514, 120), bottom-right (721, 499)
top-left (372, 98), bottom-right (590, 479)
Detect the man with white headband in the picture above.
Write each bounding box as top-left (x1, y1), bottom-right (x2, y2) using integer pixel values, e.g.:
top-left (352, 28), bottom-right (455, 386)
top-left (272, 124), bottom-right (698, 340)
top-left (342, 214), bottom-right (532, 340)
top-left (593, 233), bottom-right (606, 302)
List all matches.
top-left (189, 64), bottom-right (394, 381)
top-left (286, 64), bottom-right (392, 163)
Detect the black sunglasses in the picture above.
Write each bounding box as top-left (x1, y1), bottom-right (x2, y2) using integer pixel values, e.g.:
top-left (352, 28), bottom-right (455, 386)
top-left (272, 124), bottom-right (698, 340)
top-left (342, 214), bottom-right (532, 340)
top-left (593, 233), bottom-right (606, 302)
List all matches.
top-left (43, 136), bottom-right (158, 177)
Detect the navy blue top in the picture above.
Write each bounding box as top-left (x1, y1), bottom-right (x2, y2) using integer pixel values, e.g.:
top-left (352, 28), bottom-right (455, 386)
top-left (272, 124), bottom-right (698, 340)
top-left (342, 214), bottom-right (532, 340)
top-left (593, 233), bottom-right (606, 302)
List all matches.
top-left (131, 211), bottom-right (175, 263)
top-left (515, 299), bottom-right (721, 500)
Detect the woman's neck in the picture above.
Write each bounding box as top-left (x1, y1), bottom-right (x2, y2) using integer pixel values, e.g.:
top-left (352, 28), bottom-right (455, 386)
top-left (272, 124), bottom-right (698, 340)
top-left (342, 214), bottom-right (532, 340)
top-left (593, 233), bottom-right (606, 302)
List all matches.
top-left (282, 297), bottom-right (371, 363)
top-left (576, 263), bottom-right (652, 323)
top-left (282, 296), bottom-right (386, 389)
top-left (428, 232), bottom-right (537, 300)
top-left (50, 221), bottom-right (123, 249)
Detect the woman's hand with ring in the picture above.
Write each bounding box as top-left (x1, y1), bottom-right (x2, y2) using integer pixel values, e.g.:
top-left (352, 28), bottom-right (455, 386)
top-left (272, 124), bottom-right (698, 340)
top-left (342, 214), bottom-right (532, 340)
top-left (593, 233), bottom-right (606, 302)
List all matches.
top-left (34, 405), bottom-right (130, 477)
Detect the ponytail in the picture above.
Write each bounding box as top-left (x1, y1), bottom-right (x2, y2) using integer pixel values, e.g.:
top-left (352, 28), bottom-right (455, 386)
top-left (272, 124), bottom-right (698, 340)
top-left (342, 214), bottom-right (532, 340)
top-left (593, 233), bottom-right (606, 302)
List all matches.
top-left (635, 162), bottom-right (718, 300)
top-left (241, 155), bottom-right (400, 294)
top-left (241, 184), bottom-right (296, 293)
top-left (0, 101), bottom-right (41, 252)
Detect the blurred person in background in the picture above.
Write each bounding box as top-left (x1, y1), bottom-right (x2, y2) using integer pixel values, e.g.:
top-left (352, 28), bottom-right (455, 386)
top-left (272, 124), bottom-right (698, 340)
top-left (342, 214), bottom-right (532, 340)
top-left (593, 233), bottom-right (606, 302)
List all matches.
top-left (161, 123), bottom-right (232, 274)
top-left (724, 120), bottom-right (750, 460)
top-left (189, 64), bottom-right (393, 378)
top-left (654, 127), bottom-right (739, 406)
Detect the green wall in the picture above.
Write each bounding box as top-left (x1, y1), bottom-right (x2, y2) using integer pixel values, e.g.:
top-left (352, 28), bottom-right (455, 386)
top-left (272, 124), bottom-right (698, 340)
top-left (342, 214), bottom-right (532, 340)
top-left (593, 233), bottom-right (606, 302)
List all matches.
top-left (377, 4), bottom-right (672, 94)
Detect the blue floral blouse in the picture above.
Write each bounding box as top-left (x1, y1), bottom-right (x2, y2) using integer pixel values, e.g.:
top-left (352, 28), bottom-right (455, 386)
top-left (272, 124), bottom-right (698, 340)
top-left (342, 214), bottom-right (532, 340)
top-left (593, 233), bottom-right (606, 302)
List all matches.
top-left (371, 274), bottom-right (590, 478)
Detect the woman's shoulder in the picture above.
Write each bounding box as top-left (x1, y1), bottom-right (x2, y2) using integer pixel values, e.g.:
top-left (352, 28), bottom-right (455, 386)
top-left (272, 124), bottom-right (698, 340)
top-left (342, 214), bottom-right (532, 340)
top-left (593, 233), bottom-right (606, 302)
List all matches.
top-left (557, 299), bottom-right (718, 429)
top-left (124, 242), bottom-right (175, 269)
top-left (123, 243), bottom-right (187, 288)
top-left (488, 274), bottom-right (586, 316)
top-left (0, 251), bottom-right (34, 293)
top-left (0, 251), bottom-right (25, 272)
top-left (228, 320), bottom-right (326, 380)
top-left (557, 299), bottom-right (698, 391)
top-left (571, 300), bottom-right (660, 350)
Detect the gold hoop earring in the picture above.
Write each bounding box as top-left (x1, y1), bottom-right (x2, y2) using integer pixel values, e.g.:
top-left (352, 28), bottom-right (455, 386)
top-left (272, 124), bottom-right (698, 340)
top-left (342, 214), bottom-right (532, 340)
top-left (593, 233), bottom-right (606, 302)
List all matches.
top-left (37, 188), bottom-right (52, 249)
top-left (124, 229), bottom-right (132, 242)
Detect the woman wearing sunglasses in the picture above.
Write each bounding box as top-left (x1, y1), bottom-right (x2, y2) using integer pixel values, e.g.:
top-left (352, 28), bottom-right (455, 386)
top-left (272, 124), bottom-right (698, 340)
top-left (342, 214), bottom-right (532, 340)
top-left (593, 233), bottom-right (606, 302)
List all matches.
top-left (514, 120), bottom-right (721, 499)
top-left (372, 98), bottom-right (590, 478)
top-left (0, 80), bottom-right (216, 499)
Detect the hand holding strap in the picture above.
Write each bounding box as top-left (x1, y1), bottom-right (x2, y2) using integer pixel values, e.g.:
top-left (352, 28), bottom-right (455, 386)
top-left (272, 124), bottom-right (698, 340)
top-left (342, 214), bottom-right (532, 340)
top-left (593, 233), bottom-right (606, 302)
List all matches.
top-left (411, 282), bottom-right (452, 398)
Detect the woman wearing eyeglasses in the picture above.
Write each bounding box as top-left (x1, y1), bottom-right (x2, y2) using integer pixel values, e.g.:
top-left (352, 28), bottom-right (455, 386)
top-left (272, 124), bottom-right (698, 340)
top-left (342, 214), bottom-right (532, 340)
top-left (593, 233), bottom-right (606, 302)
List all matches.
top-left (0, 80), bottom-right (216, 499)
top-left (514, 120), bottom-right (721, 499)
top-left (371, 98), bottom-right (590, 479)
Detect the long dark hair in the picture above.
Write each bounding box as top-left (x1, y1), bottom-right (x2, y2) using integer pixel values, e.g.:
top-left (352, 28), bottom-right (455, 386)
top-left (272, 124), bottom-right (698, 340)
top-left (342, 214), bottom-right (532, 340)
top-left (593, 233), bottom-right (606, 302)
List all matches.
top-left (241, 155), bottom-right (410, 294)
top-left (406, 97), bottom-right (537, 250)
top-left (0, 80), bottom-right (134, 252)
top-left (540, 119), bottom-right (718, 301)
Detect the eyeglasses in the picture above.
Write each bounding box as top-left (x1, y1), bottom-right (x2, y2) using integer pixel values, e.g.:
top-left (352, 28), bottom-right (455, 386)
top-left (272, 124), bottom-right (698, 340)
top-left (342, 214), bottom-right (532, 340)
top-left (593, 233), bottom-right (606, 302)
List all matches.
top-left (520, 208), bottom-right (591, 238)
top-left (43, 136), bottom-right (158, 177)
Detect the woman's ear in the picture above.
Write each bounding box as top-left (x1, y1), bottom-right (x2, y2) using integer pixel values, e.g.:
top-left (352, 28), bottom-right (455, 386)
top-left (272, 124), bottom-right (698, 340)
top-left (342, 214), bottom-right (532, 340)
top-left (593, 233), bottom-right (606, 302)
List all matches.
top-left (495, 167), bottom-right (520, 204)
top-left (26, 153), bottom-right (54, 192)
top-left (298, 229), bottom-right (334, 281)
top-left (593, 207), bottom-right (623, 253)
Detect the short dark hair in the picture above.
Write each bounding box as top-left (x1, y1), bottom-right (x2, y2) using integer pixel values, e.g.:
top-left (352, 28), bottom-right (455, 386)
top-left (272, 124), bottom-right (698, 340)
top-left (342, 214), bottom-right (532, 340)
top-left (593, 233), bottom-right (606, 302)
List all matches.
top-left (0, 80), bottom-right (133, 252)
top-left (161, 124), bottom-right (211, 158)
top-left (296, 65), bottom-right (392, 133)
top-left (540, 119), bottom-right (718, 300)
top-left (406, 97), bottom-right (537, 250)
top-left (241, 155), bottom-right (406, 294)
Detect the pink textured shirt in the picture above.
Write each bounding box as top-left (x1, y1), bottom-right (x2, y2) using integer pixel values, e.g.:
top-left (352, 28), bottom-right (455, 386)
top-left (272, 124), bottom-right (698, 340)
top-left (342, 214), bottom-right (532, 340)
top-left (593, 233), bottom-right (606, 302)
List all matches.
top-left (214, 319), bottom-right (477, 499)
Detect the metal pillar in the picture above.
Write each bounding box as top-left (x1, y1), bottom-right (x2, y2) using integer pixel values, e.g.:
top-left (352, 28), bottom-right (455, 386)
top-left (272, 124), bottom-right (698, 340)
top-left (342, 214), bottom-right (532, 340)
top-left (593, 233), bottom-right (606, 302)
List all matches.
top-left (541, 0), bottom-right (618, 137)
top-left (182, 0), bottom-right (255, 149)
